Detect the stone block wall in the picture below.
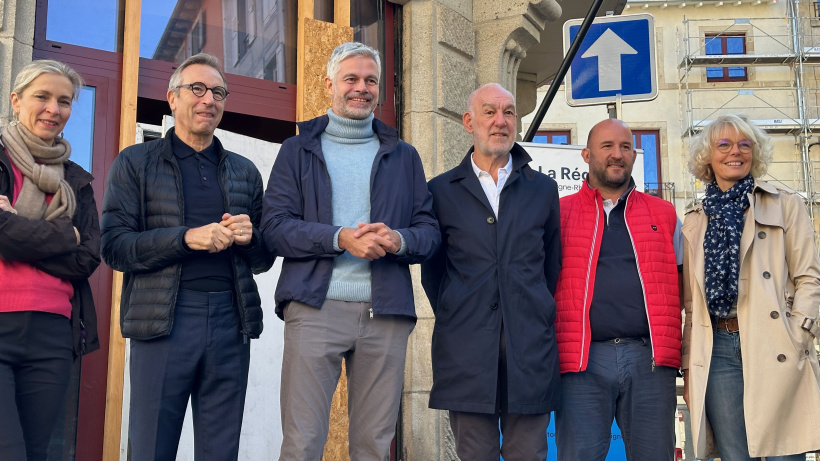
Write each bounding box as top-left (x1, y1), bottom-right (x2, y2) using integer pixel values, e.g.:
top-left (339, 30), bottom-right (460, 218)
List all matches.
top-left (0, 0), bottom-right (36, 121)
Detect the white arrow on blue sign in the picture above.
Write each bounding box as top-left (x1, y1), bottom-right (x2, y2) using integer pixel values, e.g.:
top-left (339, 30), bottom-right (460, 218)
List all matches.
top-left (563, 13), bottom-right (657, 107)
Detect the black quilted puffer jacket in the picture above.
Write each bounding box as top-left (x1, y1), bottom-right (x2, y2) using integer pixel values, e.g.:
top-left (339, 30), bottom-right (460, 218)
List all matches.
top-left (100, 127), bottom-right (273, 340)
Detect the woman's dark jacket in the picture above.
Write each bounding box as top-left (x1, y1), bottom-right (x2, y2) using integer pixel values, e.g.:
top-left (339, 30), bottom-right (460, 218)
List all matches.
top-left (0, 142), bottom-right (101, 358)
top-left (100, 127), bottom-right (272, 340)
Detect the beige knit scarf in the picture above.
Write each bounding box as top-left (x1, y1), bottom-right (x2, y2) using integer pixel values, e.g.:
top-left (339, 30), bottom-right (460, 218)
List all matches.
top-left (0, 122), bottom-right (75, 220)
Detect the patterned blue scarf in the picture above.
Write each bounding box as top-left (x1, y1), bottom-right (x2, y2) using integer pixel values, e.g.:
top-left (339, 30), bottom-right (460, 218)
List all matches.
top-left (701, 174), bottom-right (755, 318)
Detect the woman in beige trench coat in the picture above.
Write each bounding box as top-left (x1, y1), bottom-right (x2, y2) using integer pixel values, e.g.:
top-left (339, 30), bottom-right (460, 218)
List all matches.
top-left (682, 114), bottom-right (820, 461)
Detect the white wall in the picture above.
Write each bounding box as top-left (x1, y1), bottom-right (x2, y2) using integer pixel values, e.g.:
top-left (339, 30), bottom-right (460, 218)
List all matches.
top-left (217, 126), bottom-right (284, 461)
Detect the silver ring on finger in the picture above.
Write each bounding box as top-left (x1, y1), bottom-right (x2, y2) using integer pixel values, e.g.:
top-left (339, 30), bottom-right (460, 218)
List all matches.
top-left (240, 228), bottom-right (244, 236)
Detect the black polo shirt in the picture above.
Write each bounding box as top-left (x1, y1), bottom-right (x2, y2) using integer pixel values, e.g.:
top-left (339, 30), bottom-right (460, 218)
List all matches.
top-left (172, 133), bottom-right (234, 292)
top-left (589, 187), bottom-right (650, 341)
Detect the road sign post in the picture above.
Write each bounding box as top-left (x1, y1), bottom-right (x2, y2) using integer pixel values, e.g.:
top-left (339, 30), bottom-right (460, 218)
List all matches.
top-left (563, 13), bottom-right (657, 107)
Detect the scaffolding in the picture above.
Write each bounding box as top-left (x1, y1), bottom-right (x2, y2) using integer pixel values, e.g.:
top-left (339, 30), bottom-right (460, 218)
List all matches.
top-left (678, 0), bottom-right (820, 217)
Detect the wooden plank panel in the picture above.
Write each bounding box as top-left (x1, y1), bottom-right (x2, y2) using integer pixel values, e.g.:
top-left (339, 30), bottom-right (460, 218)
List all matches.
top-left (335, 0), bottom-right (350, 27)
top-left (296, 0), bottom-right (315, 123)
top-left (307, 17), bottom-right (354, 461)
top-left (296, 5), bottom-right (353, 458)
top-left (301, 18), bottom-right (353, 121)
top-left (102, 0), bottom-right (141, 458)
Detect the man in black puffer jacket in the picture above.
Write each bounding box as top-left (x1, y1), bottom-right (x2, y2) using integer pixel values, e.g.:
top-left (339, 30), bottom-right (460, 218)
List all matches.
top-left (100, 53), bottom-right (272, 461)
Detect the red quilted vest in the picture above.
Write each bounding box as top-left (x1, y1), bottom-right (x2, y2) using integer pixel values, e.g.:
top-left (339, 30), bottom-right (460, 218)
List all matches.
top-left (554, 184), bottom-right (682, 373)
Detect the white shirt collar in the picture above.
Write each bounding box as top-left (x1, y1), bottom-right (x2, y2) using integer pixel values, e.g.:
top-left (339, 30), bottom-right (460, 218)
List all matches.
top-left (470, 152), bottom-right (512, 218)
top-left (470, 153), bottom-right (512, 179)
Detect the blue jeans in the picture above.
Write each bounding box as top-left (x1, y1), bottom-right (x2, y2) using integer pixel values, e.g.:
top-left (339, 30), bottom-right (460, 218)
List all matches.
top-left (555, 338), bottom-right (677, 461)
top-left (705, 329), bottom-right (805, 461)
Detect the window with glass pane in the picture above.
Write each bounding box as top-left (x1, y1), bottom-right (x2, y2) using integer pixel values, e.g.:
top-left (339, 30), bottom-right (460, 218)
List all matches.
top-left (633, 130), bottom-right (663, 198)
top-left (144, 0), bottom-right (297, 84)
top-left (62, 86), bottom-right (96, 173)
top-left (46, 0), bottom-right (122, 52)
top-left (532, 131), bottom-right (571, 145)
top-left (190, 12), bottom-right (206, 56)
top-left (352, 0), bottom-right (386, 105)
top-left (705, 34), bottom-right (747, 82)
top-left (136, 0), bottom-right (393, 91)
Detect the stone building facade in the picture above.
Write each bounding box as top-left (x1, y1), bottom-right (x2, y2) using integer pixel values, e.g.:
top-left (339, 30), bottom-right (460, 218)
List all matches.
top-left (0, 0), bottom-right (628, 458)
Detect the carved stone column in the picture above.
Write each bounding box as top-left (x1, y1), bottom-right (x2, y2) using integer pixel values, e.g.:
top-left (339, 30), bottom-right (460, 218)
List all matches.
top-left (395, 0), bottom-right (473, 458)
top-left (0, 0), bottom-right (36, 119)
top-left (473, 0), bottom-right (562, 95)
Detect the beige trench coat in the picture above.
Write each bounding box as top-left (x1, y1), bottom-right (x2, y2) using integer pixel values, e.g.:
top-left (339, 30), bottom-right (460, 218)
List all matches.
top-left (682, 180), bottom-right (820, 459)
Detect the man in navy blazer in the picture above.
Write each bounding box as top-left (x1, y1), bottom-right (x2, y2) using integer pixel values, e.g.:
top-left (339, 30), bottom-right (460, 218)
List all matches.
top-left (421, 83), bottom-right (562, 461)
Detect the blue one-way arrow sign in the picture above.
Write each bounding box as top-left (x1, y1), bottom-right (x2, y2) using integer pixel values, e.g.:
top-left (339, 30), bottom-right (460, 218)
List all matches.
top-left (563, 13), bottom-right (657, 106)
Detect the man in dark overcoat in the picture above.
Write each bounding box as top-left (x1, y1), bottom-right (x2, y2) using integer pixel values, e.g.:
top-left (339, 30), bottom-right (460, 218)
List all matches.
top-left (421, 83), bottom-right (562, 461)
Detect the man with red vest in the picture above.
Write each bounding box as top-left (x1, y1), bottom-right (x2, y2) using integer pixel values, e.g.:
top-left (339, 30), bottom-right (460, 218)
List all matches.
top-left (554, 118), bottom-right (682, 461)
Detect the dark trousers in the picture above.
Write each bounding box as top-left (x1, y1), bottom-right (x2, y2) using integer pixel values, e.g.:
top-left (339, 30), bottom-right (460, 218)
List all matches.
top-left (449, 326), bottom-right (551, 461)
top-left (0, 311), bottom-right (74, 461)
top-left (555, 338), bottom-right (677, 461)
top-left (129, 290), bottom-right (250, 461)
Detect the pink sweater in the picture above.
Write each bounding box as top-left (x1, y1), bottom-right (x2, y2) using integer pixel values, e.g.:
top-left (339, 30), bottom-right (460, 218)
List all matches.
top-left (0, 160), bottom-right (73, 317)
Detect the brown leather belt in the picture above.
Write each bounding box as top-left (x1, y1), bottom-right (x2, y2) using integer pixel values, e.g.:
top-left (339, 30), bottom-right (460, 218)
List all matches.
top-left (711, 315), bottom-right (739, 332)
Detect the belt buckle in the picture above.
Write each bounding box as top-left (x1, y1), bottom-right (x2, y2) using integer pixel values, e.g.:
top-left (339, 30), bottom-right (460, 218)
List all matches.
top-left (713, 316), bottom-right (735, 333)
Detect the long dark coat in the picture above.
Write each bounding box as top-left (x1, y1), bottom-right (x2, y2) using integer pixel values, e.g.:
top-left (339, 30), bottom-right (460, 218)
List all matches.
top-left (421, 143), bottom-right (562, 414)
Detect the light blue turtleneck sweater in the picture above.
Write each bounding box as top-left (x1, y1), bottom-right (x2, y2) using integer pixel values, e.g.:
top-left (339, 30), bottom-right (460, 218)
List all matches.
top-left (322, 109), bottom-right (381, 302)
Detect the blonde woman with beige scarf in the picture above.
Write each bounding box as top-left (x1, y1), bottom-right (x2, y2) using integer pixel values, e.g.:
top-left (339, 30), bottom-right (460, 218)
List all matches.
top-left (0, 59), bottom-right (100, 461)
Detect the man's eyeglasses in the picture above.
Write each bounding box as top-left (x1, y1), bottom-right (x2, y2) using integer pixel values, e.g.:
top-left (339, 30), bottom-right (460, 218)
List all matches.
top-left (715, 139), bottom-right (754, 154)
top-left (175, 82), bottom-right (229, 101)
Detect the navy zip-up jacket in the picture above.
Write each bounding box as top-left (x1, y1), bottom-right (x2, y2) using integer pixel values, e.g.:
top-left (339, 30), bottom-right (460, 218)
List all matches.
top-left (261, 114), bottom-right (440, 319)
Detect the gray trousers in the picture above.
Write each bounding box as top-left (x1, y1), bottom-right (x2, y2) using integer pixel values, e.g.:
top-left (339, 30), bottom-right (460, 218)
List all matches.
top-left (278, 300), bottom-right (415, 461)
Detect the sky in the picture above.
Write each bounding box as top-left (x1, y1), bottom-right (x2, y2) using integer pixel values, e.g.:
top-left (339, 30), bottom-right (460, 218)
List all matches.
top-left (46, 0), bottom-right (178, 58)
top-left (46, 0), bottom-right (178, 169)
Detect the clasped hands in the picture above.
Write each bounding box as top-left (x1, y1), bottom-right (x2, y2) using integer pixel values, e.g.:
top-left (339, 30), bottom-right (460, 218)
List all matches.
top-left (184, 213), bottom-right (252, 253)
top-left (339, 222), bottom-right (401, 261)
